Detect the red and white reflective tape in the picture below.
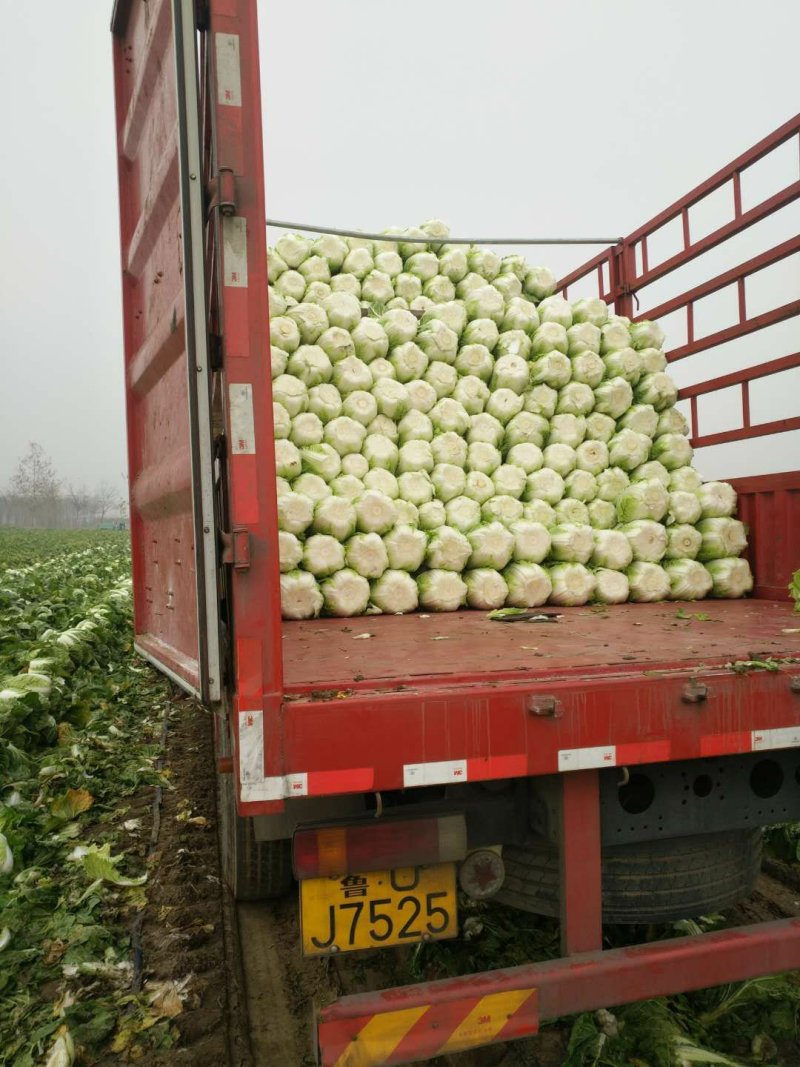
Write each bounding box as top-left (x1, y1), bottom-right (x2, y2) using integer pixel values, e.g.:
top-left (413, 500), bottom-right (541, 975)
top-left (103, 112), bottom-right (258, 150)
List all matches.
top-left (240, 767), bottom-right (375, 803)
top-left (753, 726), bottom-right (800, 750)
top-left (702, 726), bottom-right (800, 757)
top-left (238, 710), bottom-right (373, 802)
top-left (215, 35), bottom-right (248, 291)
top-left (403, 754), bottom-right (527, 788)
top-left (558, 740), bottom-right (671, 772)
top-left (239, 716), bottom-right (800, 804)
top-left (560, 728), bottom-right (800, 771)
top-left (215, 33), bottom-right (242, 107)
top-left (228, 383), bottom-right (256, 455)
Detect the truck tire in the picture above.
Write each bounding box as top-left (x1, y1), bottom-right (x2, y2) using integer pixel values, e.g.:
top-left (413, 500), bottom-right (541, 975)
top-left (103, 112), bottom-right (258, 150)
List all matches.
top-left (496, 829), bottom-right (761, 924)
top-left (218, 771), bottom-right (293, 901)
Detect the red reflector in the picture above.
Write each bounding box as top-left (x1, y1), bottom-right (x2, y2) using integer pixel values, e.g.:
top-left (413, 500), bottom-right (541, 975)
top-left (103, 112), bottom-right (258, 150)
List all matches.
top-left (459, 849), bottom-right (505, 900)
top-left (292, 831), bottom-right (322, 879)
top-left (293, 815), bottom-right (466, 880)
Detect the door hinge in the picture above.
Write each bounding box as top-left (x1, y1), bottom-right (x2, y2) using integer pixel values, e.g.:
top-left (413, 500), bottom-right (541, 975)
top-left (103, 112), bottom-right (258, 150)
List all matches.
top-left (207, 167), bottom-right (237, 217)
top-left (220, 527), bottom-right (251, 571)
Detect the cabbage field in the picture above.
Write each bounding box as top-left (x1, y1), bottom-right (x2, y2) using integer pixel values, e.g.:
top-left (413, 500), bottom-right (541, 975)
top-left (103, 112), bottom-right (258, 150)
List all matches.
top-left (0, 540), bottom-right (132, 718)
top-left (0, 531), bottom-right (183, 1065)
top-left (269, 222), bottom-right (753, 619)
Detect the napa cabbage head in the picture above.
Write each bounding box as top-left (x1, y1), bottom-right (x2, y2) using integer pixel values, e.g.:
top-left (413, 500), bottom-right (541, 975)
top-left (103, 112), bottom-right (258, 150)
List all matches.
top-left (417, 570), bottom-right (467, 611)
top-left (593, 569), bottom-right (630, 604)
top-left (548, 563), bottom-right (595, 605)
top-left (465, 568), bottom-right (509, 609)
top-left (503, 562), bottom-right (552, 607)
top-left (322, 569), bottom-right (371, 617)
top-left (626, 561), bottom-right (670, 602)
top-left (663, 559), bottom-right (713, 601)
top-left (370, 570), bottom-right (419, 614)
top-left (280, 571), bottom-right (323, 619)
top-left (705, 558), bottom-right (753, 598)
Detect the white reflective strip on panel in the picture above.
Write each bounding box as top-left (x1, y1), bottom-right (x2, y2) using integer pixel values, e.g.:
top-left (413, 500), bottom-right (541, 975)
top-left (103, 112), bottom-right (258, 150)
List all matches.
top-left (284, 773), bottom-right (309, 797)
top-left (752, 726), bottom-right (800, 751)
top-left (238, 716), bottom-right (307, 804)
top-left (403, 760), bottom-right (468, 788)
top-left (239, 709), bottom-right (265, 787)
top-left (215, 33), bottom-right (242, 106)
top-left (229, 382), bottom-right (256, 455)
top-left (241, 777), bottom-right (283, 803)
top-left (558, 745), bottom-right (617, 772)
top-left (240, 773), bottom-right (308, 804)
top-left (223, 216), bottom-right (248, 287)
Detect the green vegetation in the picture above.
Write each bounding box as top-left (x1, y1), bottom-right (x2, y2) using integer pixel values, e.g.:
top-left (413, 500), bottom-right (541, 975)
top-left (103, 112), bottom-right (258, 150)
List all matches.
top-left (0, 529), bottom-right (126, 573)
top-left (0, 530), bottom-right (177, 1065)
top-left (790, 569), bottom-right (800, 613)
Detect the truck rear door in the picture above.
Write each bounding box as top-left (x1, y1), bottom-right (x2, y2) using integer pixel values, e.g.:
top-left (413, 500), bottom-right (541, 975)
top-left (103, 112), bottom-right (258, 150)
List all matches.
top-left (111, 0), bottom-right (281, 721)
top-left (111, 0), bottom-right (222, 701)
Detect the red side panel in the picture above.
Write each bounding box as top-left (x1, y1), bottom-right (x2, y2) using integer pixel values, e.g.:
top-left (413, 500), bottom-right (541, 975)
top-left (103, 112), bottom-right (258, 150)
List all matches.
top-left (112, 0), bottom-right (211, 696)
top-left (731, 472), bottom-right (800, 600)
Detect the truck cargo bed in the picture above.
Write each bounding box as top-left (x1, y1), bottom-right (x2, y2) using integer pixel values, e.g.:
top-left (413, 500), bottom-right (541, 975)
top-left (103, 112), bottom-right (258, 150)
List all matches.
top-left (283, 599), bottom-right (799, 697)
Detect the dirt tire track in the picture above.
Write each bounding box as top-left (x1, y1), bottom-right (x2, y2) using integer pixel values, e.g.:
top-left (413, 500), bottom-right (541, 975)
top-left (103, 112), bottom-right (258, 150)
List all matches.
top-left (237, 894), bottom-right (566, 1066)
top-left (729, 871), bottom-right (800, 925)
top-left (238, 900), bottom-right (317, 1066)
top-left (117, 693), bottom-right (252, 1066)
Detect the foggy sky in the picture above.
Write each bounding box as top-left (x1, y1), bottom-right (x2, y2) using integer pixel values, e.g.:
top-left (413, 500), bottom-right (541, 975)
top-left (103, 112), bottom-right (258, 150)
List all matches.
top-left (1, 0), bottom-right (798, 495)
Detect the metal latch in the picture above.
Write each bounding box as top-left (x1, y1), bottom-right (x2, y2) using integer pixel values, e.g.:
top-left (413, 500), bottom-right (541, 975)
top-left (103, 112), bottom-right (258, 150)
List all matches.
top-left (682, 679), bottom-right (709, 704)
top-left (207, 167), bottom-right (237, 217)
top-left (527, 695), bottom-right (561, 718)
top-left (220, 527), bottom-right (251, 571)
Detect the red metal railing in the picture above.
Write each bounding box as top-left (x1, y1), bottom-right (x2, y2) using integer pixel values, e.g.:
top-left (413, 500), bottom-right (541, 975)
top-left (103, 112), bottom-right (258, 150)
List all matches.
top-left (559, 113), bottom-right (800, 450)
top-left (680, 353), bottom-right (800, 449)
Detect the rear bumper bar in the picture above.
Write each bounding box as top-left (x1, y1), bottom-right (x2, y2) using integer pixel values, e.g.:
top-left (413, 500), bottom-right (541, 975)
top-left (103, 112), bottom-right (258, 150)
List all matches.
top-left (317, 917), bottom-right (800, 1065)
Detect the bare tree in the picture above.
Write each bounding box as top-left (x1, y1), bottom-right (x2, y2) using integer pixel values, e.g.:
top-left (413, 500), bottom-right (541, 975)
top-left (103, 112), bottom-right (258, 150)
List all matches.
top-left (9, 443), bottom-right (62, 528)
top-left (0, 492), bottom-right (14, 527)
top-left (91, 481), bottom-right (119, 525)
top-left (68, 483), bottom-right (93, 527)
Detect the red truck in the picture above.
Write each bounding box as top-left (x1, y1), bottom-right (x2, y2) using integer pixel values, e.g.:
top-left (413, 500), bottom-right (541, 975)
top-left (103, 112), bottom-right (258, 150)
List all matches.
top-left (111, 2), bottom-right (800, 1063)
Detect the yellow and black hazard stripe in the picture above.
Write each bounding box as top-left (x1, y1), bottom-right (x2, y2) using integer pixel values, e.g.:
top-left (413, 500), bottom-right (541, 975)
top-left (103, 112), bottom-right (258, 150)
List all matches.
top-left (319, 986), bottom-right (539, 1066)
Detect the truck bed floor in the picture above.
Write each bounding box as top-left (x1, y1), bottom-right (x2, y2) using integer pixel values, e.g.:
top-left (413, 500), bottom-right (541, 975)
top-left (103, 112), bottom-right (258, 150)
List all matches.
top-left (283, 599), bottom-right (799, 696)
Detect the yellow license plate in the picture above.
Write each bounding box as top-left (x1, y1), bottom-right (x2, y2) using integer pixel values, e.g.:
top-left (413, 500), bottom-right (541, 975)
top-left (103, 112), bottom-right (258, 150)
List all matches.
top-left (300, 863), bottom-right (458, 957)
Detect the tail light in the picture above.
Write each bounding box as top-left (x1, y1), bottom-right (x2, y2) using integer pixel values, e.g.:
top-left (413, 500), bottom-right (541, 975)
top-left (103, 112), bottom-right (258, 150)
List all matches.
top-left (293, 814), bottom-right (467, 880)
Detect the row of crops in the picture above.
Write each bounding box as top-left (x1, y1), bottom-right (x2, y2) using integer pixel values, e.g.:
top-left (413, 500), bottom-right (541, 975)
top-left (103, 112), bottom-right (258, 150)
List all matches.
top-left (0, 532), bottom-right (178, 1065)
top-left (0, 529), bottom-right (123, 572)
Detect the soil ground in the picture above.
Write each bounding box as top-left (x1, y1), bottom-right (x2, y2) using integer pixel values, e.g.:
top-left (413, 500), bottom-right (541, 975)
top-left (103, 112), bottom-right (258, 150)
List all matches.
top-left (238, 892), bottom-right (569, 1066)
top-left (133, 689), bottom-right (800, 1067)
top-left (115, 693), bottom-right (250, 1066)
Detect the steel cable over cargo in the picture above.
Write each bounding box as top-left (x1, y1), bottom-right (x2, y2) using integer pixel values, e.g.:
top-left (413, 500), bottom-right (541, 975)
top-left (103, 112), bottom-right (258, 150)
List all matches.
top-left (267, 220), bottom-right (622, 246)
